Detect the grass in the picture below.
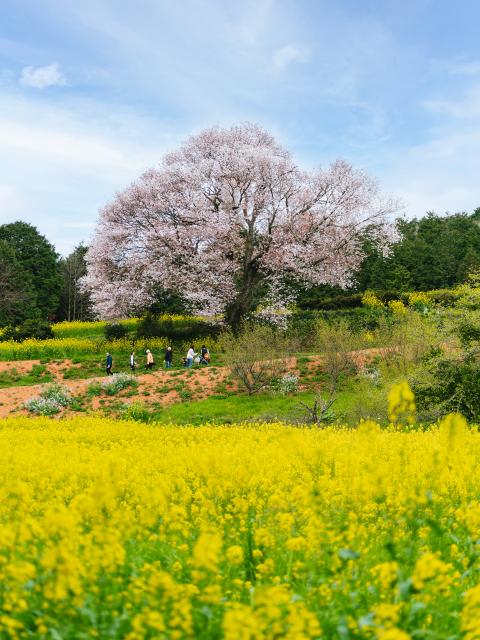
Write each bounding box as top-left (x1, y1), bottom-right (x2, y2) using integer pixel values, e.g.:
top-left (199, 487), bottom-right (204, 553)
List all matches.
top-left (150, 390), bottom-right (317, 425)
top-left (0, 364), bottom-right (53, 388)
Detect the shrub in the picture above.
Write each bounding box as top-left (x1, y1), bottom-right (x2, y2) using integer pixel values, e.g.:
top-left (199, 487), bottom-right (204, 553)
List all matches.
top-left (272, 373), bottom-right (299, 395)
top-left (219, 325), bottom-right (290, 395)
top-left (101, 373), bottom-right (138, 395)
top-left (40, 383), bottom-right (72, 407)
top-left (104, 323), bottom-right (128, 340)
top-left (24, 397), bottom-right (62, 416)
top-left (1, 319), bottom-right (54, 342)
top-left (24, 383), bottom-right (71, 416)
top-left (121, 401), bottom-right (152, 423)
top-left (412, 348), bottom-right (480, 422)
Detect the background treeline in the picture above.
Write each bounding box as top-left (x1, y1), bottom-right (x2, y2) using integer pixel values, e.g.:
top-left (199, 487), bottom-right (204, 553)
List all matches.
top-left (1, 208), bottom-right (479, 329)
top-left (298, 208), bottom-right (480, 309)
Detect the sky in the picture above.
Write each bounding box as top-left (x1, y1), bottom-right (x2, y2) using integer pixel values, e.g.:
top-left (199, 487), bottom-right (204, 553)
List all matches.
top-left (1, 0), bottom-right (480, 254)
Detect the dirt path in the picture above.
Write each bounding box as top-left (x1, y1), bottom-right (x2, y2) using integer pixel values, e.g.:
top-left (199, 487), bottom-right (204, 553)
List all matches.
top-left (0, 364), bottom-right (231, 418)
top-left (0, 347), bottom-right (388, 418)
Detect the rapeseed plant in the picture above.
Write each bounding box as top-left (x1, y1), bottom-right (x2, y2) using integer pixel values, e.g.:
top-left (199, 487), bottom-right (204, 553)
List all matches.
top-left (0, 415), bottom-right (478, 637)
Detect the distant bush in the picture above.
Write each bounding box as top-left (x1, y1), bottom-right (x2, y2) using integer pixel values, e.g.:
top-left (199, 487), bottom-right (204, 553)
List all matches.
top-left (104, 322), bottom-right (128, 340)
top-left (24, 383), bottom-right (71, 416)
top-left (219, 325), bottom-right (290, 395)
top-left (271, 373), bottom-right (299, 395)
top-left (297, 287), bottom-right (465, 311)
top-left (137, 312), bottom-right (220, 340)
top-left (121, 401), bottom-right (152, 423)
top-left (1, 319), bottom-right (54, 342)
top-left (101, 373), bottom-right (138, 396)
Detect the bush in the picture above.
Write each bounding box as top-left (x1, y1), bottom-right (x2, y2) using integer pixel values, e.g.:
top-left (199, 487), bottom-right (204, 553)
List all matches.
top-left (412, 348), bottom-right (480, 422)
top-left (121, 401), bottom-right (152, 423)
top-left (24, 383), bottom-right (71, 416)
top-left (411, 310), bottom-right (480, 421)
top-left (137, 312), bottom-right (220, 340)
top-left (218, 325), bottom-right (290, 395)
top-left (458, 318), bottom-right (480, 345)
top-left (271, 373), bottom-right (299, 395)
top-left (1, 319), bottom-right (54, 342)
top-left (104, 323), bottom-right (128, 340)
top-left (101, 373), bottom-right (138, 396)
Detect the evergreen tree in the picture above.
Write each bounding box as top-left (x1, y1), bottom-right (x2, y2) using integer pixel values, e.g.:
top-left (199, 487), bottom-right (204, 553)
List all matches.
top-left (0, 240), bottom-right (36, 326)
top-left (57, 244), bottom-right (93, 321)
top-left (0, 221), bottom-right (61, 319)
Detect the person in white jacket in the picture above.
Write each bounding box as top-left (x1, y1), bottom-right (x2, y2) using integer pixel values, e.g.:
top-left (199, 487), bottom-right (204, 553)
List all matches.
top-left (185, 345), bottom-right (196, 367)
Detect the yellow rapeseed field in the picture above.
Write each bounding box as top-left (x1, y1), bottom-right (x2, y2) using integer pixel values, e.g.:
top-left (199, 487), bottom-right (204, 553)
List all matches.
top-left (1, 415), bottom-right (480, 638)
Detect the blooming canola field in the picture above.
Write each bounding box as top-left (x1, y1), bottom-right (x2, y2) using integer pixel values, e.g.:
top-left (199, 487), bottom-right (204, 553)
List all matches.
top-left (1, 416), bottom-right (480, 639)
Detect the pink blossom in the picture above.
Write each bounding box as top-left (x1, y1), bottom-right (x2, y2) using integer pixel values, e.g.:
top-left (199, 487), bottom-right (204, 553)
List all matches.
top-left (84, 123), bottom-right (398, 325)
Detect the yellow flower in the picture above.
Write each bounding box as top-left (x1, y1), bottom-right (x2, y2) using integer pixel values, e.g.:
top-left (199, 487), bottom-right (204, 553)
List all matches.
top-left (226, 545), bottom-right (244, 566)
top-left (192, 533), bottom-right (222, 573)
top-left (388, 381), bottom-right (416, 425)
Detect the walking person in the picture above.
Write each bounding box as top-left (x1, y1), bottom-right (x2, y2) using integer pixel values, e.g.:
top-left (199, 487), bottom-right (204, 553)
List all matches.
top-left (200, 345), bottom-right (210, 365)
top-left (145, 349), bottom-right (155, 370)
top-left (185, 345), bottom-right (196, 367)
top-left (165, 346), bottom-right (173, 368)
top-left (130, 351), bottom-right (136, 371)
top-left (106, 352), bottom-right (113, 376)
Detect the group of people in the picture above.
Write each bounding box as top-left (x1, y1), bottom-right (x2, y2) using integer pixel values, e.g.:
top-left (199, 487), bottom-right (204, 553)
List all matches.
top-left (105, 344), bottom-right (210, 375)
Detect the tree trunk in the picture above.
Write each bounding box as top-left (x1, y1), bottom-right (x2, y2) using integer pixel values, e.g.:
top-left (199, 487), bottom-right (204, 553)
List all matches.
top-left (225, 263), bottom-right (263, 333)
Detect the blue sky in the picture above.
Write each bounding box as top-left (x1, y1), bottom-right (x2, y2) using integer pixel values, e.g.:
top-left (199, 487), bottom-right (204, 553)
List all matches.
top-left (1, 0), bottom-right (480, 254)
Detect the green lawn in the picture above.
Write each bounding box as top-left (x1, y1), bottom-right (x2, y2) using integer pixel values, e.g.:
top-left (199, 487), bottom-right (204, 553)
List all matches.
top-left (147, 386), bottom-right (372, 426)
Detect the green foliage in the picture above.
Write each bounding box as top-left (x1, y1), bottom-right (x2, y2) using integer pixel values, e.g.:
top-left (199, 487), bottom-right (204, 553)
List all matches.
top-left (411, 306), bottom-right (480, 421)
top-left (0, 364), bottom-right (53, 389)
top-left (24, 383), bottom-right (72, 416)
top-left (56, 244), bottom-right (93, 322)
top-left (1, 319), bottom-right (54, 342)
top-left (218, 325), bottom-right (290, 395)
top-left (137, 312), bottom-right (219, 340)
top-left (356, 211), bottom-right (480, 292)
top-left (412, 348), bottom-right (480, 422)
top-left (121, 401), bottom-right (152, 423)
top-left (104, 322), bottom-right (129, 340)
top-left (0, 221), bottom-right (61, 319)
top-left (0, 240), bottom-right (35, 326)
top-left (100, 373), bottom-right (138, 395)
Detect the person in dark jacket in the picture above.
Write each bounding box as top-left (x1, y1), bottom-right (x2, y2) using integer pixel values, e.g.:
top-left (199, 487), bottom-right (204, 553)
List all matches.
top-left (200, 345), bottom-right (210, 365)
top-left (106, 352), bottom-right (113, 375)
top-left (165, 346), bottom-right (173, 368)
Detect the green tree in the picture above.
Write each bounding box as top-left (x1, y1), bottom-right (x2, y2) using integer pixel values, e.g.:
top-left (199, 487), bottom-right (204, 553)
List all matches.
top-left (0, 221), bottom-right (61, 319)
top-left (0, 240), bottom-right (35, 326)
top-left (57, 244), bottom-right (93, 321)
top-left (355, 211), bottom-right (480, 292)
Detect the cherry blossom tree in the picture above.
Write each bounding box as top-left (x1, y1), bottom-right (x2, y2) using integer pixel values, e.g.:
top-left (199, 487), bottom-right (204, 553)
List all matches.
top-left (85, 123), bottom-right (397, 329)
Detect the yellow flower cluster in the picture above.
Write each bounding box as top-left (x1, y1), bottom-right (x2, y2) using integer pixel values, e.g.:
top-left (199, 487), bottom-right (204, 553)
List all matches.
top-left (362, 290), bottom-right (385, 308)
top-left (388, 380), bottom-right (416, 425)
top-left (52, 318), bottom-right (139, 338)
top-left (387, 300), bottom-right (407, 315)
top-left (0, 414), bottom-right (479, 637)
top-left (52, 315), bottom-right (209, 339)
top-left (407, 291), bottom-right (431, 308)
top-left (0, 337), bottom-right (169, 361)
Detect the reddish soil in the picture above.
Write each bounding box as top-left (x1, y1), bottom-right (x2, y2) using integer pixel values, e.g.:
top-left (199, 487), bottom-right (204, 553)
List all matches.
top-left (0, 364), bottom-right (232, 418)
top-left (0, 348), bottom-right (389, 419)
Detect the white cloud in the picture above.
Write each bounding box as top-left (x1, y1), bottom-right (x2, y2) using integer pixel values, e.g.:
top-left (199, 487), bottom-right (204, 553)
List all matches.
top-left (449, 60), bottom-right (480, 77)
top-left (381, 128), bottom-right (480, 217)
top-left (272, 44), bottom-right (308, 70)
top-left (19, 63), bottom-right (66, 89)
top-left (422, 85), bottom-right (480, 120)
